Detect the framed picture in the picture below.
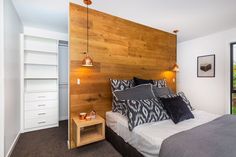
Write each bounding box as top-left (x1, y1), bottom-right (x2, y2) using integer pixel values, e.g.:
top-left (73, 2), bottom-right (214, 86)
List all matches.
top-left (197, 54), bottom-right (215, 77)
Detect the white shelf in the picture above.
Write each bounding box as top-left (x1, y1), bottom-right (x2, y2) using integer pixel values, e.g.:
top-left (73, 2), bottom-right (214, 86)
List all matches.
top-left (24, 79), bottom-right (58, 92)
top-left (24, 49), bottom-right (58, 54)
top-left (24, 36), bottom-right (58, 53)
top-left (24, 65), bottom-right (57, 78)
top-left (24, 77), bottom-right (58, 80)
top-left (25, 90), bottom-right (58, 93)
top-left (24, 62), bottom-right (58, 66)
top-left (24, 50), bottom-right (57, 65)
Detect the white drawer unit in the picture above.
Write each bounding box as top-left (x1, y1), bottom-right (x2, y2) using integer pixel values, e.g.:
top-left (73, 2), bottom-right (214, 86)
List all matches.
top-left (21, 34), bottom-right (59, 132)
top-left (24, 116), bottom-right (58, 129)
top-left (25, 92), bottom-right (58, 102)
top-left (25, 108), bottom-right (58, 119)
top-left (25, 100), bottom-right (58, 111)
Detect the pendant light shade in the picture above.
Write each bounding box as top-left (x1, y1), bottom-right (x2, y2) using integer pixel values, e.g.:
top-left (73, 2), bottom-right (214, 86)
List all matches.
top-left (82, 53), bottom-right (93, 67)
top-left (172, 63), bottom-right (180, 72)
top-left (171, 29), bottom-right (180, 72)
top-left (81, 0), bottom-right (93, 67)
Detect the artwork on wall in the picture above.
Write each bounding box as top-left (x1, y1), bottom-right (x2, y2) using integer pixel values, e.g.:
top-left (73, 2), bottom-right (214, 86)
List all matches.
top-left (197, 54), bottom-right (215, 77)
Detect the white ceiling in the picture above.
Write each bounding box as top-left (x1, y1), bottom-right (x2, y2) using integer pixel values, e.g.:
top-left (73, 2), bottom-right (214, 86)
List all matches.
top-left (12, 0), bottom-right (68, 34)
top-left (12, 0), bottom-right (236, 42)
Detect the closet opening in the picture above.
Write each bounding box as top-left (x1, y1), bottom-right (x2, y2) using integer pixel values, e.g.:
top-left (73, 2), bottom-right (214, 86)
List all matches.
top-left (58, 40), bottom-right (69, 122)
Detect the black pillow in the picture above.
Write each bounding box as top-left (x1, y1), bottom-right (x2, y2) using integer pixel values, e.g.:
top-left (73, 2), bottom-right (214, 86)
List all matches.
top-left (133, 77), bottom-right (153, 86)
top-left (162, 92), bottom-right (194, 111)
top-left (160, 96), bottom-right (194, 124)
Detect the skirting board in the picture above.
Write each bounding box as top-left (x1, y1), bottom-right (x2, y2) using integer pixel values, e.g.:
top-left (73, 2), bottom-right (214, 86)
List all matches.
top-left (6, 131), bottom-right (20, 157)
top-left (22, 123), bottom-right (59, 133)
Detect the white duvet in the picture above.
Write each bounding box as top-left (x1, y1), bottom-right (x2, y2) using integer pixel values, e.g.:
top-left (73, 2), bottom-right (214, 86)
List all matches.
top-left (106, 110), bottom-right (220, 157)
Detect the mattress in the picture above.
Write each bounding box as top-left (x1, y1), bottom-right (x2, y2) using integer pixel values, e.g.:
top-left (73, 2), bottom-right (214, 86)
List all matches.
top-left (106, 110), bottom-right (220, 157)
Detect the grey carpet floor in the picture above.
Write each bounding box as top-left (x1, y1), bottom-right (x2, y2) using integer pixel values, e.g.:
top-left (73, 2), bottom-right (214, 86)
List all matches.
top-left (11, 121), bottom-right (122, 157)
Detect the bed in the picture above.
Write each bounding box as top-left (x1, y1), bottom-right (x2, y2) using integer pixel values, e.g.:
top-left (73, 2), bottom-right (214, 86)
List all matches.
top-left (106, 110), bottom-right (220, 157)
top-left (108, 78), bottom-right (236, 157)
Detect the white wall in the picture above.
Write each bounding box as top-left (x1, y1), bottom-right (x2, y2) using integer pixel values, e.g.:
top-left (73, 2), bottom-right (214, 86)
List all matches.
top-left (177, 27), bottom-right (236, 115)
top-left (4, 0), bottom-right (23, 156)
top-left (0, 0), bottom-right (5, 156)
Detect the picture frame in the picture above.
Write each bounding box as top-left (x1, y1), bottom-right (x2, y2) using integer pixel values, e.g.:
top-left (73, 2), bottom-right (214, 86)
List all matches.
top-left (197, 54), bottom-right (215, 77)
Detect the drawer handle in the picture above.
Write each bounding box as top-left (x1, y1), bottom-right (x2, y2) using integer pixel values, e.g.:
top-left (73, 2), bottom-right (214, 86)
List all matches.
top-left (38, 121), bottom-right (46, 124)
top-left (38, 104), bottom-right (46, 107)
top-left (38, 113), bottom-right (46, 115)
top-left (38, 96), bottom-right (46, 98)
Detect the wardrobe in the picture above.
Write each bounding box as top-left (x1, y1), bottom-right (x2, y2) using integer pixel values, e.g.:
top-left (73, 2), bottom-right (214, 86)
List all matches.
top-left (20, 34), bottom-right (68, 132)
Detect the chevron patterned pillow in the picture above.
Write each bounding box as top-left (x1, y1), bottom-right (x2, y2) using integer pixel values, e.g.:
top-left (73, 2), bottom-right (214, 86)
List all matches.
top-left (126, 99), bottom-right (169, 131)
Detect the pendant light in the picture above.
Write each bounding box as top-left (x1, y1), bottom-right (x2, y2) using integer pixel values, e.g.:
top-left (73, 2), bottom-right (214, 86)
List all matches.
top-left (172, 63), bottom-right (180, 72)
top-left (82, 0), bottom-right (93, 67)
top-left (172, 29), bottom-right (179, 72)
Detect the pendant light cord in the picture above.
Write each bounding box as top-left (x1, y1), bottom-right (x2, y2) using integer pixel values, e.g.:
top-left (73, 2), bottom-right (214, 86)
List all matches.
top-left (87, 4), bottom-right (89, 56)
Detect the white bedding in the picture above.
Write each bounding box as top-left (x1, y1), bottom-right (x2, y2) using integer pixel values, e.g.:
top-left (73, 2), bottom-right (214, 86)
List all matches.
top-left (106, 110), bottom-right (220, 157)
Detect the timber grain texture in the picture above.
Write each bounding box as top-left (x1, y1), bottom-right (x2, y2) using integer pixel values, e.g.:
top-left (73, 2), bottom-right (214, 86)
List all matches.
top-left (69, 3), bottom-right (176, 146)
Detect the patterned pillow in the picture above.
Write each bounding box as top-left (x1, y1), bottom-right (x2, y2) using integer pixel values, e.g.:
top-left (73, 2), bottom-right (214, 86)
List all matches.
top-left (162, 92), bottom-right (194, 111)
top-left (153, 79), bottom-right (167, 88)
top-left (110, 79), bottom-right (134, 116)
top-left (126, 99), bottom-right (169, 131)
top-left (110, 79), bottom-right (134, 92)
top-left (112, 96), bottom-right (127, 116)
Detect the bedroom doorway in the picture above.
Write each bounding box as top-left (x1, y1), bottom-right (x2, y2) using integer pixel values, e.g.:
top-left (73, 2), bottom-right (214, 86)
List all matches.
top-left (230, 42), bottom-right (236, 115)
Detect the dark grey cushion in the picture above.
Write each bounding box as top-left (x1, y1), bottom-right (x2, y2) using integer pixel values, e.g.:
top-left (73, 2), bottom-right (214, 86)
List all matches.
top-left (152, 86), bottom-right (174, 97)
top-left (126, 99), bottom-right (169, 131)
top-left (113, 84), bottom-right (155, 100)
top-left (160, 96), bottom-right (194, 124)
top-left (162, 92), bottom-right (194, 111)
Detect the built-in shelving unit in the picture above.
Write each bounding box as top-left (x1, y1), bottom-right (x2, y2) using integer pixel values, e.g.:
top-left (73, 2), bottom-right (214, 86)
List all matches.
top-left (21, 34), bottom-right (59, 132)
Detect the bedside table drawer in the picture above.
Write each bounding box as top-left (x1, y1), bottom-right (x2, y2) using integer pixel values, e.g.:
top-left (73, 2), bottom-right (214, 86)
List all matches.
top-left (25, 92), bottom-right (57, 102)
top-left (25, 108), bottom-right (57, 119)
top-left (24, 116), bottom-right (58, 129)
top-left (25, 100), bottom-right (57, 111)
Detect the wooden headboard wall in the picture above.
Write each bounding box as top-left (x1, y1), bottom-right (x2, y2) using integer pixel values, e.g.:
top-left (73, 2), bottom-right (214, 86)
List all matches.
top-left (69, 3), bottom-right (176, 144)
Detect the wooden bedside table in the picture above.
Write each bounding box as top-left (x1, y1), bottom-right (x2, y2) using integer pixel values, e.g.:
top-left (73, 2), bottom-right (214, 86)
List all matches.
top-left (72, 115), bottom-right (105, 147)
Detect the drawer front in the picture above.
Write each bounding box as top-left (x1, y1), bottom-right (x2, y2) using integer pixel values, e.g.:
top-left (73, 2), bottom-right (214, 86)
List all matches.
top-left (24, 116), bottom-right (58, 129)
top-left (25, 100), bottom-right (57, 111)
top-left (25, 92), bottom-right (58, 102)
top-left (25, 108), bottom-right (57, 120)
